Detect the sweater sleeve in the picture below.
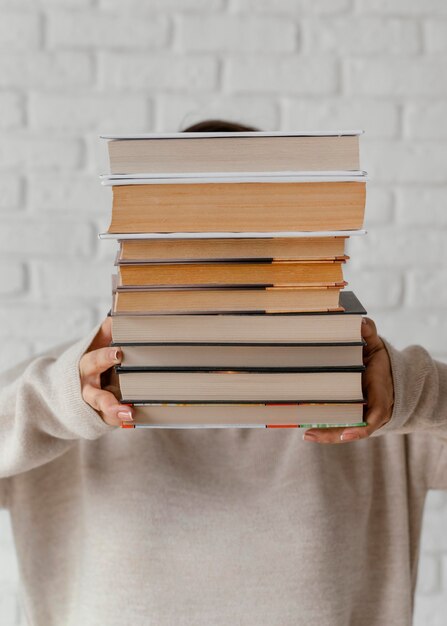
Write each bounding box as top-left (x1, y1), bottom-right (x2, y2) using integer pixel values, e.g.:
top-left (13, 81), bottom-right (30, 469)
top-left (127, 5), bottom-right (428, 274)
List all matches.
top-left (0, 325), bottom-right (116, 488)
top-left (375, 340), bottom-right (447, 438)
top-left (374, 340), bottom-right (447, 490)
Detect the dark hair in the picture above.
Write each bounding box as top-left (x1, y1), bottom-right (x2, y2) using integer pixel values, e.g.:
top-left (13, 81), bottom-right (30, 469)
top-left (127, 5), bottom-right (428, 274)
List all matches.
top-left (182, 119), bottom-right (259, 133)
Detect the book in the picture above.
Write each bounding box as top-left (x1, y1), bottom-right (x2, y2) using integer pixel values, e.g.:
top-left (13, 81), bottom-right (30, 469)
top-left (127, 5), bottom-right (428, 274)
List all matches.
top-left (100, 229), bottom-right (367, 241)
top-left (116, 260), bottom-right (345, 288)
top-left (118, 343), bottom-right (364, 369)
top-left (102, 131), bottom-right (362, 175)
top-left (112, 285), bottom-right (343, 315)
top-left (117, 236), bottom-right (349, 263)
top-left (122, 402), bottom-right (365, 428)
top-left (106, 178), bottom-right (366, 234)
top-left (116, 368), bottom-right (364, 403)
top-left (111, 291), bottom-right (365, 343)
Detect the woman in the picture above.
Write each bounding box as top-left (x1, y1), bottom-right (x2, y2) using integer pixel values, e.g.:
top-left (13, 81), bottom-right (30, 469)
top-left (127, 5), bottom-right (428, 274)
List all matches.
top-left (0, 120), bottom-right (444, 626)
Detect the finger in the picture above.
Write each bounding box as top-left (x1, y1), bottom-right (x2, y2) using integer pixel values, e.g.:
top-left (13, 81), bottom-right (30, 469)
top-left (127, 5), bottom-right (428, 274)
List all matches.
top-left (303, 401), bottom-right (391, 444)
top-left (82, 383), bottom-right (133, 427)
top-left (80, 347), bottom-right (121, 379)
top-left (87, 317), bottom-right (113, 353)
top-left (361, 317), bottom-right (384, 355)
top-left (303, 423), bottom-right (370, 444)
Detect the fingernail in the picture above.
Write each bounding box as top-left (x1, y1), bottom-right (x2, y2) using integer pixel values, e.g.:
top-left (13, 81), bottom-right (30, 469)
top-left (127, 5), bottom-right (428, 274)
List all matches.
top-left (340, 432), bottom-right (360, 442)
top-left (118, 410), bottom-right (133, 421)
top-left (362, 317), bottom-right (367, 324)
top-left (303, 432), bottom-right (317, 442)
top-left (111, 349), bottom-right (121, 362)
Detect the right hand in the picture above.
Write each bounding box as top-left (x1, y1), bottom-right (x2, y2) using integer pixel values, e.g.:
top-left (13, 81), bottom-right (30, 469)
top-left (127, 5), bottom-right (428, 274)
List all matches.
top-left (79, 317), bottom-right (134, 427)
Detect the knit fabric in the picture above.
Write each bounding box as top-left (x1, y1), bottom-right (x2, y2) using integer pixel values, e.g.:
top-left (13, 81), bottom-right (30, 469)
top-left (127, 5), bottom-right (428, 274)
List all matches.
top-left (1, 330), bottom-right (446, 626)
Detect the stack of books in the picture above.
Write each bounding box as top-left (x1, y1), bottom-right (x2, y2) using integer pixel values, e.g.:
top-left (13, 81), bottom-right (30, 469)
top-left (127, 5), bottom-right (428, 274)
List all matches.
top-left (99, 131), bottom-right (367, 429)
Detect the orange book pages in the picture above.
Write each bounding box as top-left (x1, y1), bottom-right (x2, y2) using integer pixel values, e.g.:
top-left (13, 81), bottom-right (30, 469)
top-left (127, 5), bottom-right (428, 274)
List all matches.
top-left (119, 237), bottom-right (348, 262)
top-left (108, 182), bottom-right (366, 233)
top-left (108, 135), bottom-right (360, 175)
top-left (112, 286), bottom-right (342, 314)
top-left (117, 261), bottom-right (345, 287)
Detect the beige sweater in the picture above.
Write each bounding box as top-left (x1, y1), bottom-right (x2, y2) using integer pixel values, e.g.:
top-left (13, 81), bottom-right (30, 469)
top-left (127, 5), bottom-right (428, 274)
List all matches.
top-left (1, 325), bottom-right (446, 626)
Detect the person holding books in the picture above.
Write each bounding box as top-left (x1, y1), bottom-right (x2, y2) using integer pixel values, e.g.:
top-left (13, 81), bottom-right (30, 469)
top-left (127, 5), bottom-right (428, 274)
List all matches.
top-left (0, 121), bottom-right (445, 626)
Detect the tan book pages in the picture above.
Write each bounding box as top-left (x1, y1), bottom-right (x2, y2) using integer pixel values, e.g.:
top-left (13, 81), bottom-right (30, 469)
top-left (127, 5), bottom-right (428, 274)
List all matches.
top-left (108, 182), bottom-right (366, 233)
top-left (129, 402), bottom-right (364, 427)
top-left (117, 370), bottom-right (363, 402)
top-left (107, 135), bottom-right (360, 175)
top-left (120, 344), bottom-right (364, 368)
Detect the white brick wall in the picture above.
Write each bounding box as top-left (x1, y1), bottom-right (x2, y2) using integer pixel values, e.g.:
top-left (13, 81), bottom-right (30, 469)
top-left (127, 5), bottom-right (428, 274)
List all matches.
top-left (0, 2), bottom-right (446, 624)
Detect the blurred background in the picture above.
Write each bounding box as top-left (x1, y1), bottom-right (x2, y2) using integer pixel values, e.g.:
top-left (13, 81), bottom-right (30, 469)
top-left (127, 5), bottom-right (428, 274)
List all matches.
top-left (1, 0), bottom-right (447, 624)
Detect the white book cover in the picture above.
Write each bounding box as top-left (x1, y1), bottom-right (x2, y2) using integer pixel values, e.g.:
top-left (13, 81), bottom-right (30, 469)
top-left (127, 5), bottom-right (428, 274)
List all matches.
top-left (101, 171), bottom-right (368, 186)
top-left (101, 130), bottom-right (364, 140)
top-left (98, 230), bottom-right (367, 240)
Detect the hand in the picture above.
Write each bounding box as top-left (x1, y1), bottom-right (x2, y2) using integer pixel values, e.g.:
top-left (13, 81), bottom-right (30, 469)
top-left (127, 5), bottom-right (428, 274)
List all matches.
top-left (303, 317), bottom-right (394, 444)
top-left (79, 317), bottom-right (133, 427)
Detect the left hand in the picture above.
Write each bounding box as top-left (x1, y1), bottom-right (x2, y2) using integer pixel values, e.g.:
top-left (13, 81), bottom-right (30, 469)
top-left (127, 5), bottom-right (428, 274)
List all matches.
top-left (303, 317), bottom-right (394, 444)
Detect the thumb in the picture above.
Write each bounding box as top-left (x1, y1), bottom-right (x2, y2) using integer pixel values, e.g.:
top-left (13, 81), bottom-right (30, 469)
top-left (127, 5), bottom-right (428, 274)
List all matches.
top-left (361, 317), bottom-right (384, 354)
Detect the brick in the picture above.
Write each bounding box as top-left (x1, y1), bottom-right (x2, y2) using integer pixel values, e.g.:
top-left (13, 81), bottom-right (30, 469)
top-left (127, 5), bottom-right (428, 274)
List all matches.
top-left (355, 0), bottom-right (447, 14)
top-left (0, 135), bottom-right (83, 171)
top-left (0, 11), bottom-right (41, 49)
top-left (29, 94), bottom-right (149, 132)
top-left (0, 304), bottom-right (95, 342)
top-left (369, 309), bottom-right (447, 353)
top-left (414, 595), bottom-right (447, 626)
top-left (100, 0), bottom-right (224, 9)
top-left (0, 175), bottom-right (22, 210)
top-left (177, 16), bottom-right (297, 53)
top-left (0, 219), bottom-right (94, 257)
top-left (425, 491), bottom-right (447, 511)
top-left (282, 99), bottom-right (399, 137)
top-left (304, 17), bottom-right (420, 55)
top-left (423, 509), bottom-right (447, 551)
top-left (0, 544), bottom-right (19, 584)
top-left (0, 92), bottom-right (24, 129)
top-left (225, 56), bottom-right (338, 94)
top-left (0, 0), bottom-right (92, 5)
top-left (0, 513), bottom-right (14, 545)
top-left (96, 235), bottom-right (117, 263)
top-left (0, 584), bottom-right (19, 626)
top-left (28, 174), bottom-right (107, 213)
top-left (0, 52), bottom-right (93, 89)
top-left (230, 0), bottom-right (351, 14)
top-left (155, 95), bottom-right (279, 132)
top-left (36, 261), bottom-right (112, 301)
top-left (417, 554), bottom-right (440, 595)
top-left (348, 227), bottom-right (447, 267)
top-left (0, 262), bottom-right (26, 295)
top-left (407, 269), bottom-right (447, 308)
top-left (425, 21), bottom-right (447, 52)
top-left (99, 53), bottom-right (217, 91)
top-left (404, 102), bottom-right (447, 139)
top-left (344, 59), bottom-right (447, 97)
top-left (362, 141), bottom-right (447, 183)
top-left (343, 267), bottom-right (403, 308)
top-left (83, 132), bottom-right (118, 178)
top-left (396, 188), bottom-right (447, 225)
top-left (0, 338), bottom-right (33, 372)
top-left (47, 11), bottom-right (169, 49)
top-left (364, 187), bottom-right (394, 224)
